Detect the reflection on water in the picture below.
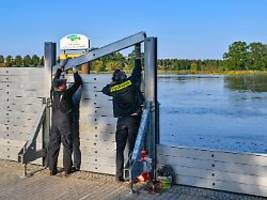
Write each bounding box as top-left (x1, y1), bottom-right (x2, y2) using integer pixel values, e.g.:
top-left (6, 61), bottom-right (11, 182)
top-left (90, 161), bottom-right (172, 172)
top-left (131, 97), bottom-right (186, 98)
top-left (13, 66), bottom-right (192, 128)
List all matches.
top-left (159, 74), bottom-right (267, 153)
top-left (225, 75), bottom-right (267, 92)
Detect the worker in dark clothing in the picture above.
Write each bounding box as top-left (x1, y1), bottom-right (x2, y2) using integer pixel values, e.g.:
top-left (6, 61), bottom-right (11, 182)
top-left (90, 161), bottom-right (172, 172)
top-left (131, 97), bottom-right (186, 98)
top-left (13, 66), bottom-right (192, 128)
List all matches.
top-left (102, 47), bottom-right (144, 181)
top-left (71, 86), bottom-right (82, 170)
top-left (48, 61), bottom-right (82, 176)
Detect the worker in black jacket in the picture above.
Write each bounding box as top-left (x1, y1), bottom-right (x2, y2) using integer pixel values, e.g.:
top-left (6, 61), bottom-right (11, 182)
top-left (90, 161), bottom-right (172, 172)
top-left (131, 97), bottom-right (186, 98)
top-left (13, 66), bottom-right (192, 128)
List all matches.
top-left (48, 61), bottom-right (82, 176)
top-left (102, 46), bottom-right (144, 181)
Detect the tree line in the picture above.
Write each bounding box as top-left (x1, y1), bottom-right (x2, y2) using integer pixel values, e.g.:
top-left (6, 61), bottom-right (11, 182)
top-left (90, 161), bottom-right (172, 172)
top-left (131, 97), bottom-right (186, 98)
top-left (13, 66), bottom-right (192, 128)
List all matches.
top-left (1, 41), bottom-right (267, 72)
top-left (0, 55), bottom-right (44, 67)
top-left (158, 41), bottom-right (267, 73)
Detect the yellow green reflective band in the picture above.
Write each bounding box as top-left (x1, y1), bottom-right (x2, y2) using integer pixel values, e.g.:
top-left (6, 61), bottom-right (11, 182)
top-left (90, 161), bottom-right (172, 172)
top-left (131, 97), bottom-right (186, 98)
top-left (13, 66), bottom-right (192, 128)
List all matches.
top-left (111, 80), bottom-right (132, 92)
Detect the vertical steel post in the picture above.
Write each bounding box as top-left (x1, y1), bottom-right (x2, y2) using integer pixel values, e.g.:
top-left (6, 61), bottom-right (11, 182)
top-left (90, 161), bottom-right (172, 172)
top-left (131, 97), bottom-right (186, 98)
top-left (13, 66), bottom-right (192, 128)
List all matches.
top-left (144, 37), bottom-right (158, 180)
top-left (43, 42), bottom-right (56, 166)
top-left (44, 42), bottom-right (56, 93)
top-left (135, 42), bottom-right (143, 97)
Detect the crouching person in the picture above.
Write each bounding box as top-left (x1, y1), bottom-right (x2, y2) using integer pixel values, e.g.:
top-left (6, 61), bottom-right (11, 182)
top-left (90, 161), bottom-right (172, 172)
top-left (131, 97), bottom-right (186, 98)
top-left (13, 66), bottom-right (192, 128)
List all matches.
top-left (102, 48), bottom-right (144, 182)
top-left (48, 61), bottom-right (82, 176)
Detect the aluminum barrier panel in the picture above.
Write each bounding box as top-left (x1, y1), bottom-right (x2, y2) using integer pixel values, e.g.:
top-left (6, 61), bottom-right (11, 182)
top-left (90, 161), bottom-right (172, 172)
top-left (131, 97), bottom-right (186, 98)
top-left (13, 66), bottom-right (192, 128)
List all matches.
top-left (158, 144), bottom-right (267, 197)
top-left (0, 68), bottom-right (117, 175)
top-left (0, 68), bottom-right (48, 163)
top-left (57, 74), bottom-right (117, 174)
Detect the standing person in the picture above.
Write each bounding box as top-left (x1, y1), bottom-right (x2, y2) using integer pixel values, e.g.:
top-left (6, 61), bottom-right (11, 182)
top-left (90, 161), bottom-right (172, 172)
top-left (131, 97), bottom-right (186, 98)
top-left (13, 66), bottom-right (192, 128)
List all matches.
top-left (48, 61), bottom-right (82, 176)
top-left (71, 85), bottom-right (82, 171)
top-left (102, 48), bottom-right (144, 182)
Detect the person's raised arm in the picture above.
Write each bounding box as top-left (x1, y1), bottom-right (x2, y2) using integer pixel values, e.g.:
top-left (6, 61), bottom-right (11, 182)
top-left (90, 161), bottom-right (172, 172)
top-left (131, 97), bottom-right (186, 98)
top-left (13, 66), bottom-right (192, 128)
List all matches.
top-left (67, 68), bottom-right (82, 96)
top-left (52, 59), bottom-right (68, 86)
top-left (130, 61), bottom-right (142, 88)
top-left (130, 45), bottom-right (142, 85)
top-left (131, 59), bottom-right (142, 77)
top-left (51, 68), bottom-right (62, 97)
top-left (102, 84), bottom-right (112, 96)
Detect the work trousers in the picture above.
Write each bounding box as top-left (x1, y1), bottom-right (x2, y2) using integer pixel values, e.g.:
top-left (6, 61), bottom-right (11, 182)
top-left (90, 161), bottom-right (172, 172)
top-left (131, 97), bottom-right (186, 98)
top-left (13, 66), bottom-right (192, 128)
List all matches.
top-left (48, 110), bottom-right (73, 173)
top-left (71, 110), bottom-right (81, 170)
top-left (115, 115), bottom-right (141, 180)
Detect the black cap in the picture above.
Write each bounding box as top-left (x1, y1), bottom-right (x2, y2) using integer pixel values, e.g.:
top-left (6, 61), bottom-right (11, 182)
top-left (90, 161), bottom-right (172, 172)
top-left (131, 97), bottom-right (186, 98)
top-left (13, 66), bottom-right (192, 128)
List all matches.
top-left (112, 68), bottom-right (127, 82)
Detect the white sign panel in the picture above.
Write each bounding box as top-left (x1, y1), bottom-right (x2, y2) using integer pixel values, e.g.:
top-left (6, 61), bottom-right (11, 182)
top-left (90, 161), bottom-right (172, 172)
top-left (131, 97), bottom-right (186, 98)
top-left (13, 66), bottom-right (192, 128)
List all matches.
top-left (60, 34), bottom-right (89, 50)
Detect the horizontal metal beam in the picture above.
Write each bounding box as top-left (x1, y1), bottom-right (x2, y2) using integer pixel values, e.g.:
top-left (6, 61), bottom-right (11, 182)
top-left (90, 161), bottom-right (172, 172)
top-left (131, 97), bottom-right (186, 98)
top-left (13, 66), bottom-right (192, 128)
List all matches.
top-left (63, 32), bottom-right (146, 69)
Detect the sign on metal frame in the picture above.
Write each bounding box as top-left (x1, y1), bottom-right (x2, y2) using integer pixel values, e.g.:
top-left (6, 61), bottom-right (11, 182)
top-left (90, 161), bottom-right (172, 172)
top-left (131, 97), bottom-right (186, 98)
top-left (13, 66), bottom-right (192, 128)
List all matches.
top-left (60, 34), bottom-right (90, 50)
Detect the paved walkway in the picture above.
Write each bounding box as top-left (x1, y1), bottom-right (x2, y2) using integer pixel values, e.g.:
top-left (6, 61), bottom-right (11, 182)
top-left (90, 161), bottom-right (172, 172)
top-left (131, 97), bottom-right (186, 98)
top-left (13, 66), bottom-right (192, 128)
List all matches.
top-left (0, 160), bottom-right (265, 200)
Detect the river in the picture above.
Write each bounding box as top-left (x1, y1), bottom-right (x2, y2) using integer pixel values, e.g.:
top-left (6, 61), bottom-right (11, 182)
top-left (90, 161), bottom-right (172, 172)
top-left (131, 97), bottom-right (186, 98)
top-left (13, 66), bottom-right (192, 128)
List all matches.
top-left (159, 74), bottom-right (267, 153)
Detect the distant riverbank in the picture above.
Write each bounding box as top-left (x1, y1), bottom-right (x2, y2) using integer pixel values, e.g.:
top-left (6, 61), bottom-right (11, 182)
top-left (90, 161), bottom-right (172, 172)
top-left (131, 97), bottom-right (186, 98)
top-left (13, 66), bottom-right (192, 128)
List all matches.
top-left (158, 70), bottom-right (267, 76)
top-left (2, 66), bottom-right (267, 76)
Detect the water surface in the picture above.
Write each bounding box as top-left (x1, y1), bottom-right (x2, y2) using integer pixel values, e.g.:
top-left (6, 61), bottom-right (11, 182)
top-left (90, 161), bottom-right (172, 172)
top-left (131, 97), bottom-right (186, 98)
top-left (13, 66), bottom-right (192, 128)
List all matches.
top-left (159, 74), bottom-right (267, 153)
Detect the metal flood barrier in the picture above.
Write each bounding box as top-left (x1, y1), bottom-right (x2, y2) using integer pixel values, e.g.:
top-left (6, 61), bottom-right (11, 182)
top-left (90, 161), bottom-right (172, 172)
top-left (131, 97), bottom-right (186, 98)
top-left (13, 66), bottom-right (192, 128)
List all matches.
top-left (1, 32), bottom-right (267, 197)
top-left (0, 68), bottom-right (49, 165)
top-left (0, 32), bottom-right (158, 177)
top-left (158, 145), bottom-right (267, 197)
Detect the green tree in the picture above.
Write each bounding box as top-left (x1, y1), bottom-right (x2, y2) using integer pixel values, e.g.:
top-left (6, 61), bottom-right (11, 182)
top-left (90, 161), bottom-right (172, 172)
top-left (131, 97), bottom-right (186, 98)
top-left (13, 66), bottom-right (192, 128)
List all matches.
top-left (92, 60), bottom-right (105, 73)
top-left (40, 56), bottom-right (44, 66)
top-left (23, 55), bottom-right (32, 67)
top-left (223, 41), bottom-right (249, 70)
top-left (247, 42), bottom-right (267, 70)
top-left (14, 55), bottom-right (23, 67)
top-left (32, 55), bottom-right (40, 67)
top-left (105, 61), bottom-right (118, 72)
top-left (5, 55), bottom-right (13, 67)
top-left (0, 55), bottom-right (4, 67)
top-left (190, 62), bottom-right (198, 72)
top-left (0, 55), bottom-right (4, 63)
top-left (103, 52), bottom-right (126, 72)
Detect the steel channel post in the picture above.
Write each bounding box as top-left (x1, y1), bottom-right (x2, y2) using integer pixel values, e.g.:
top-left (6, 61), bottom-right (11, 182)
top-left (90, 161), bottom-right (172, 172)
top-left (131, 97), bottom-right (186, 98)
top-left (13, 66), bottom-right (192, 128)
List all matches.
top-left (144, 37), bottom-right (158, 180)
top-left (43, 42), bottom-right (56, 166)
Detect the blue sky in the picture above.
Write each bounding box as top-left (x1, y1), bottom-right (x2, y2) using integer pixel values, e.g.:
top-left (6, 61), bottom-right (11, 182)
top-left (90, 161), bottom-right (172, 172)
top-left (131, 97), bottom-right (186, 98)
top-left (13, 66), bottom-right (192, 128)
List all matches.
top-left (0, 0), bottom-right (267, 59)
